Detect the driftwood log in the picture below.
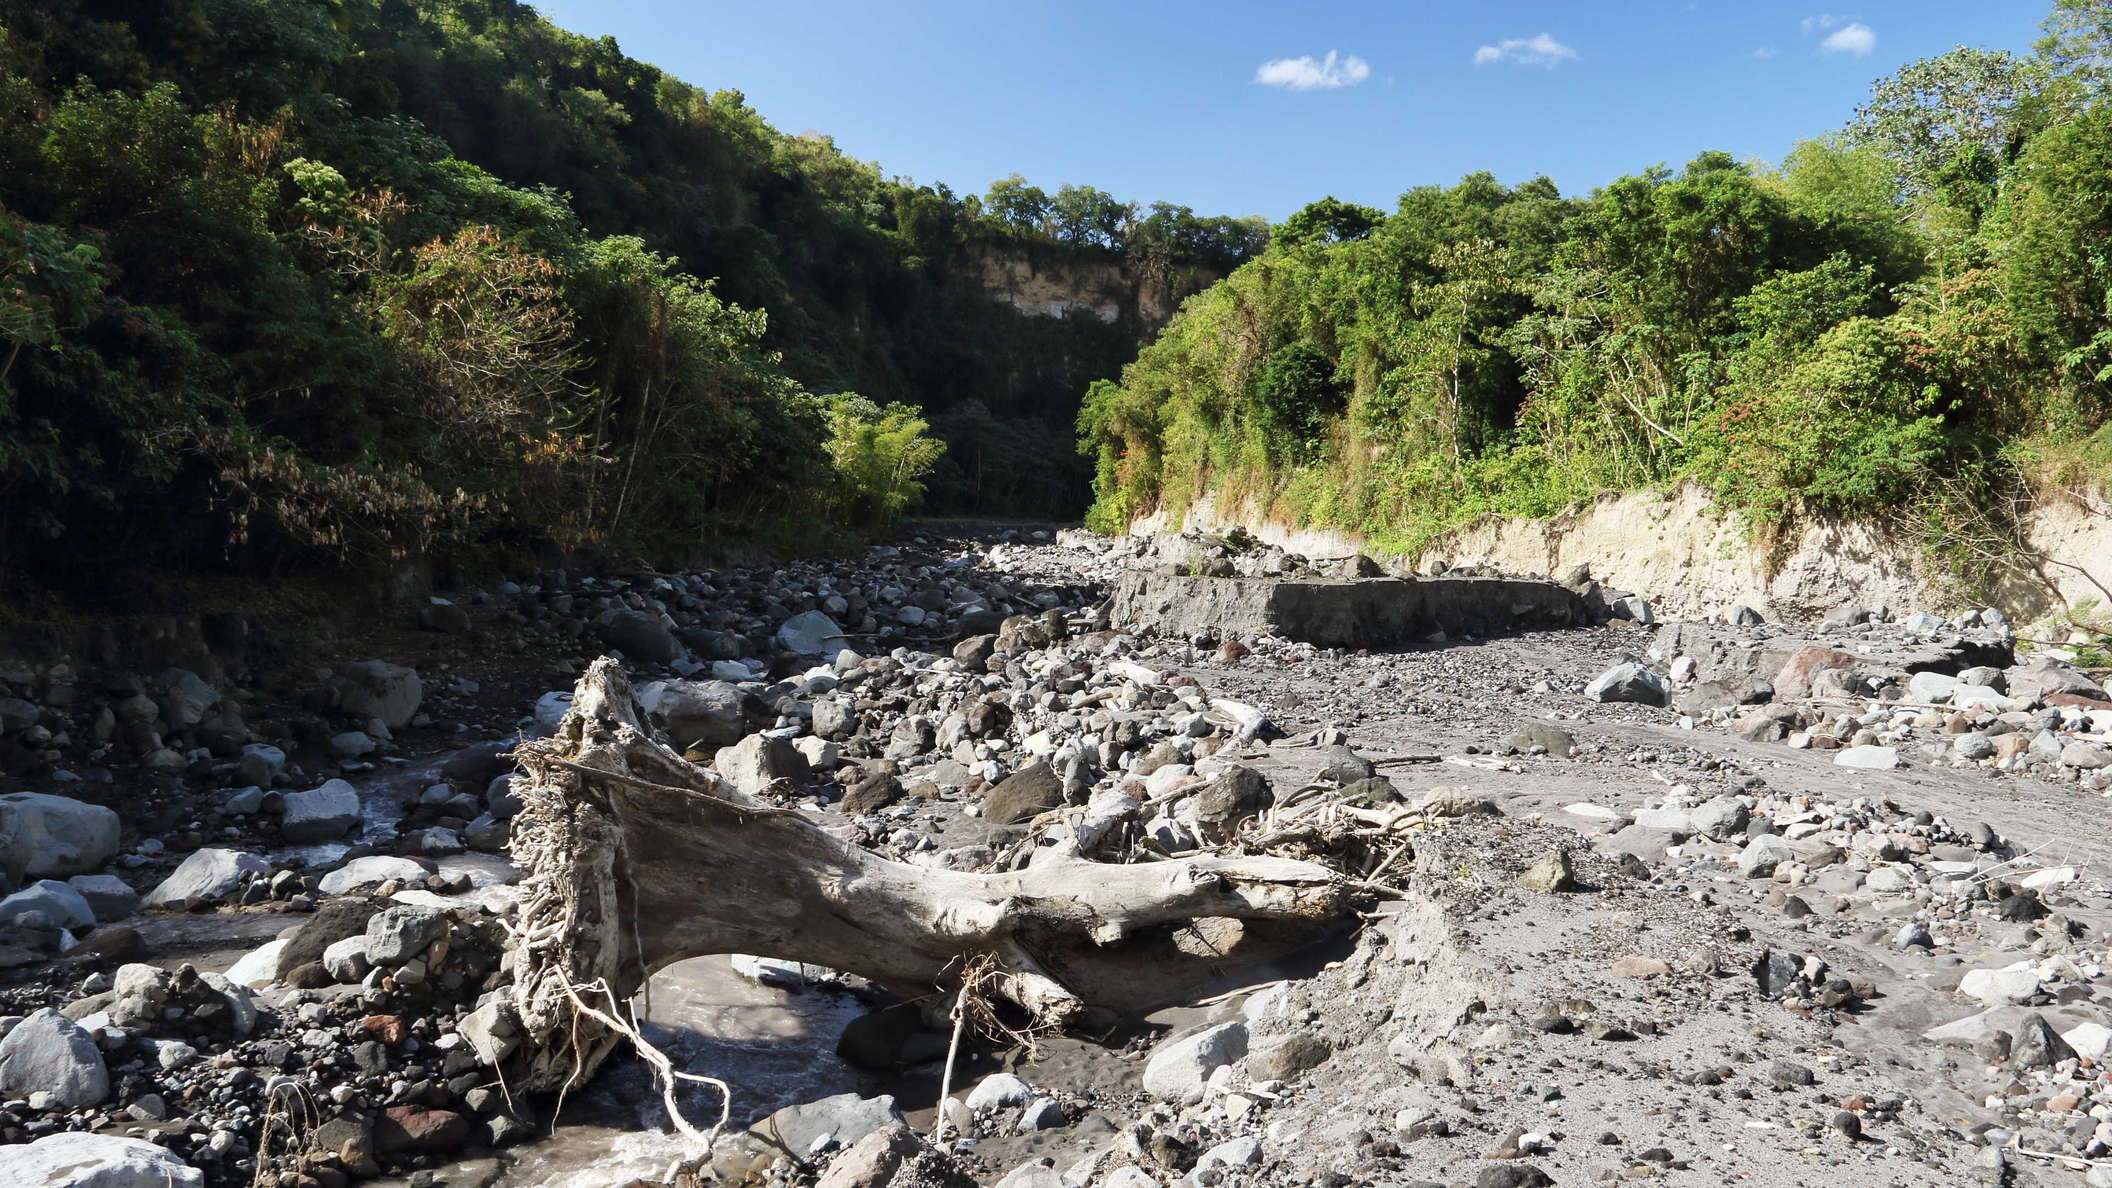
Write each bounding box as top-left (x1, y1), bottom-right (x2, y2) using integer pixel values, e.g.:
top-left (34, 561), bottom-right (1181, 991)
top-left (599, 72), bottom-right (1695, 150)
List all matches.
top-left (500, 658), bottom-right (1355, 1094)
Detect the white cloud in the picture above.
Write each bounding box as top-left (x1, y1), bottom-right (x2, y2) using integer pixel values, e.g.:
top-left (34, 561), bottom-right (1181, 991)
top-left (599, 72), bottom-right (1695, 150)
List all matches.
top-left (1254, 50), bottom-right (1372, 90)
top-left (1819, 21), bottom-right (1875, 56)
top-left (1473, 33), bottom-right (1579, 68)
top-left (1752, 46), bottom-right (1779, 59)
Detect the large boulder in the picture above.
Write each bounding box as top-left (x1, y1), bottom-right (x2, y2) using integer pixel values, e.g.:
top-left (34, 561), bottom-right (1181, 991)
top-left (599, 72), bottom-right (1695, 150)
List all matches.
top-left (156, 667), bottom-right (219, 732)
top-left (642, 680), bottom-right (746, 751)
top-left (0, 1131), bottom-right (202, 1187)
top-left (364, 904), bottom-right (447, 966)
top-left (66, 874), bottom-right (140, 921)
top-left (2008, 658), bottom-right (2108, 704)
top-left (776, 611), bottom-right (846, 656)
top-left (335, 660), bottom-right (422, 730)
top-left (1772, 646), bottom-right (1857, 701)
top-left (713, 734), bottom-right (808, 797)
top-left (1143, 1021), bottom-right (1247, 1104)
top-left (317, 855), bottom-right (429, 896)
top-left (746, 1092), bottom-right (903, 1161)
top-left (281, 779), bottom-right (362, 843)
top-left (0, 1008), bottom-right (109, 1107)
top-left (983, 762), bottom-right (1065, 825)
top-left (0, 792), bottom-right (121, 879)
top-left (1584, 662), bottom-right (1668, 706)
top-left (1194, 765), bottom-right (1272, 834)
top-left (143, 849), bottom-right (272, 910)
top-left (597, 611), bottom-right (680, 665)
top-left (0, 880), bottom-right (95, 930)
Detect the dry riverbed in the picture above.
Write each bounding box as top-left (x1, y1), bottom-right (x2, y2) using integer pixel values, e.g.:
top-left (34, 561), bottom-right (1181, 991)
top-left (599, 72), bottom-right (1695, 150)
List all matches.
top-left (0, 527), bottom-right (2108, 1188)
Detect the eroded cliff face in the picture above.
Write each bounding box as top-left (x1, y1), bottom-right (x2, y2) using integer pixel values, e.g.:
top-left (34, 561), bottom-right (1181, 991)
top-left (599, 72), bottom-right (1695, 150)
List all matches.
top-left (960, 242), bottom-right (1214, 335)
top-left (1133, 483), bottom-right (2112, 627)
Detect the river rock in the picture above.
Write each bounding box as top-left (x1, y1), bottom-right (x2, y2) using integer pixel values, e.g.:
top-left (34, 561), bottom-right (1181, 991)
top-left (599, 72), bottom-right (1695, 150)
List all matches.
top-left (1739, 834), bottom-right (1793, 879)
top-left (238, 743), bottom-right (286, 786)
top-left (281, 779), bottom-right (362, 842)
top-left (1960, 965), bottom-right (2041, 1006)
top-left (984, 761), bottom-right (1065, 825)
top-left (317, 855), bottom-right (429, 895)
top-left (322, 935), bottom-right (372, 983)
top-left (1584, 661), bottom-right (1667, 706)
top-left (364, 904), bottom-right (447, 966)
top-left (157, 667), bottom-right (218, 731)
top-left (597, 610), bottom-right (680, 665)
top-left (748, 1092), bottom-right (903, 1159)
top-left (643, 680), bottom-right (745, 750)
top-left (0, 792), bottom-right (121, 878)
top-left (1505, 722), bottom-right (1576, 757)
top-left (373, 1105), bottom-right (468, 1154)
top-left (144, 848), bottom-right (271, 910)
top-left (1143, 1021), bottom-right (1247, 1104)
top-left (0, 1131), bottom-right (202, 1187)
top-left (812, 1123), bottom-right (931, 1188)
top-left (335, 660), bottom-right (422, 730)
top-left (1834, 745), bottom-right (1899, 770)
top-left (65, 874), bottom-right (139, 921)
top-left (965, 1072), bottom-right (1033, 1112)
top-left (1246, 1033), bottom-right (1331, 1081)
top-left (0, 1008), bottom-right (109, 1107)
top-left (777, 611), bottom-right (846, 656)
top-left (0, 879), bottom-right (95, 930)
top-left (714, 734), bottom-right (808, 797)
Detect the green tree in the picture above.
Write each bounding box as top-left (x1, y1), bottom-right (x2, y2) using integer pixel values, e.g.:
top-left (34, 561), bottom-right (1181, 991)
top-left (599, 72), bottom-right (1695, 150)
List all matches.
top-left (1278, 197), bottom-right (1383, 248)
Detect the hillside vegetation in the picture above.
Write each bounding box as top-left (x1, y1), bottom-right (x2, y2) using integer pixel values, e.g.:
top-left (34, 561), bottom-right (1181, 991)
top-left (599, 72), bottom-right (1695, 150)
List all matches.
top-left (0, 0), bottom-right (1262, 593)
top-left (1080, 1), bottom-right (2112, 597)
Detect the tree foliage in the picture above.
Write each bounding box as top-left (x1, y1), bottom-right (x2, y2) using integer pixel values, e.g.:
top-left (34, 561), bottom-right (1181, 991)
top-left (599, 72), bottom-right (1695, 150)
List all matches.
top-left (1081, 1), bottom-right (2112, 594)
top-left (0, 0), bottom-right (1249, 587)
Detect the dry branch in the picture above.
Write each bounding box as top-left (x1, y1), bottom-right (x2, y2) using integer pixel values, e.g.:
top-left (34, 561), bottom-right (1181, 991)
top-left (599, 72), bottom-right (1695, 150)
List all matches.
top-left (500, 658), bottom-right (1359, 1094)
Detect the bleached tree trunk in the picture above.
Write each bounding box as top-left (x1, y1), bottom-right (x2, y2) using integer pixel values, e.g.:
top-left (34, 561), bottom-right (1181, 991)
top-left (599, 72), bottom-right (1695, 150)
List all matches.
top-left (502, 658), bottom-right (1351, 1093)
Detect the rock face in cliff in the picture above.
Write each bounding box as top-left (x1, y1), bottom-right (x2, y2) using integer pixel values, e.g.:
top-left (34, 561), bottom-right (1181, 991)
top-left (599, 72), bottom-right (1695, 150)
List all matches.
top-left (962, 242), bottom-right (1221, 336)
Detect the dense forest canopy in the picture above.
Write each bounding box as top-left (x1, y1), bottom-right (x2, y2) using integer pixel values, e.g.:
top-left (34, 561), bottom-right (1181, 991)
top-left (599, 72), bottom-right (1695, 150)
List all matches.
top-left (0, 0), bottom-right (1263, 591)
top-left (1080, 0), bottom-right (2112, 600)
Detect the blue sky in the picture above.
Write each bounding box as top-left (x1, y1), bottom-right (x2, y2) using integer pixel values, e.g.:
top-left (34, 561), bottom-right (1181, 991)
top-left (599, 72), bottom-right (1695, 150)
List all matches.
top-left (530, 1), bottom-right (2046, 221)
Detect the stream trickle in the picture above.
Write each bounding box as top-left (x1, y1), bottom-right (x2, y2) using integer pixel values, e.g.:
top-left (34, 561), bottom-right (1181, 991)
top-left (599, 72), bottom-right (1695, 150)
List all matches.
top-left (462, 956), bottom-right (868, 1187)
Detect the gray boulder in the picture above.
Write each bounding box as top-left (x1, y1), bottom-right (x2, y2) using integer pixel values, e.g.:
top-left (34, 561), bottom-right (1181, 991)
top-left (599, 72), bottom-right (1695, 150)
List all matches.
top-left (0, 792), bottom-right (121, 878)
top-left (1739, 834), bottom-right (1793, 879)
top-left (364, 904), bottom-right (447, 966)
top-left (1142, 1020), bottom-right (1247, 1104)
top-left (281, 779), bottom-right (362, 842)
top-left (322, 935), bottom-right (372, 983)
top-left (0, 1008), bottom-right (108, 1107)
top-left (0, 880), bottom-right (95, 930)
top-left (713, 734), bottom-right (808, 798)
top-left (237, 743), bottom-right (286, 786)
top-left (643, 680), bottom-right (745, 751)
top-left (156, 667), bottom-right (219, 731)
top-left (1584, 661), bottom-right (1668, 706)
top-left (812, 699), bottom-right (858, 740)
top-left (143, 848), bottom-right (271, 910)
top-left (65, 874), bottom-right (139, 921)
top-left (776, 611), bottom-right (845, 656)
top-left (335, 660), bottom-right (422, 730)
top-left (1689, 798), bottom-right (1751, 842)
top-left (0, 1131), bottom-right (202, 1187)
top-left (1834, 745), bottom-right (1900, 771)
top-left (746, 1091), bottom-right (902, 1158)
top-left (317, 855), bottom-right (429, 895)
